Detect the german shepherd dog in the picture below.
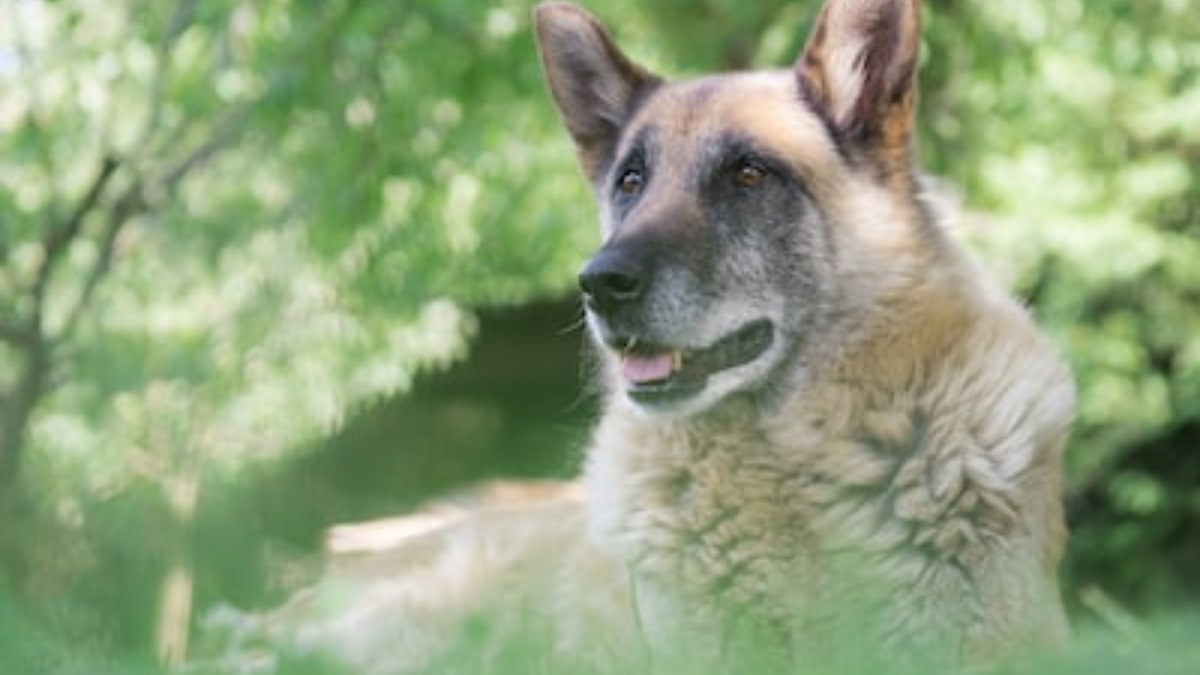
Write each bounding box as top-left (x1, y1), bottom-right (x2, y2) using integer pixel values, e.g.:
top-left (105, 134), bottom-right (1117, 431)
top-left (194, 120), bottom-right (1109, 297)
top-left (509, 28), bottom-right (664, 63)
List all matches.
top-left (534, 0), bottom-right (1073, 668)
top-left (208, 1), bottom-right (1074, 672)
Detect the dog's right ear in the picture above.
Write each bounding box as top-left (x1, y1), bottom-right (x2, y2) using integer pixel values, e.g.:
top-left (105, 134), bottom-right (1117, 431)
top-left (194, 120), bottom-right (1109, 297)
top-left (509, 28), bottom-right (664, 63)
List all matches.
top-left (534, 3), bottom-right (660, 184)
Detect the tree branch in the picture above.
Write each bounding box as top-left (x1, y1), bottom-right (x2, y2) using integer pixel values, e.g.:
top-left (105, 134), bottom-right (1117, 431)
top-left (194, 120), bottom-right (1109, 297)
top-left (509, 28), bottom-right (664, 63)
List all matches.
top-left (31, 156), bottom-right (121, 311)
top-left (56, 107), bottom-right (247, 343)
top-left (159, 103), bottom-right (252, 200)
top-left (52, 0), bottom-right (209, 340)
top-left (56, 183), bottom-right (143, 343)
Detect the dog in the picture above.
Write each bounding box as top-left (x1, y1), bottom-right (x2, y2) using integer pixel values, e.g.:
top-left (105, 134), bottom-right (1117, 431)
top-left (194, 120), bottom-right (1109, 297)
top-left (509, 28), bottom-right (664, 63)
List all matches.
top-left (205, 1), bottom-right (1074, 672)
top-left (536, 0), bottom-right (1073, 667)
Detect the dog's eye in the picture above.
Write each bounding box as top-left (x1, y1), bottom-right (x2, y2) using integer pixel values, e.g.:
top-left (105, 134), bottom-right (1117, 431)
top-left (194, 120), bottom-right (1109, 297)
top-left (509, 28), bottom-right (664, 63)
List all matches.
top-left (734, 161), bottom-right (767, 189)
top-left (617, 168), bottom-right (644, 195)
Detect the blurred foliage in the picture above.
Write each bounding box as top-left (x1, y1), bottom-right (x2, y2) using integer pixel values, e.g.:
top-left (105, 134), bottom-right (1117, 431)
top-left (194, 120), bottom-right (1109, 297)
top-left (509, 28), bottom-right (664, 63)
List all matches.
top-left (0, 0), bottom-right (1197, 670)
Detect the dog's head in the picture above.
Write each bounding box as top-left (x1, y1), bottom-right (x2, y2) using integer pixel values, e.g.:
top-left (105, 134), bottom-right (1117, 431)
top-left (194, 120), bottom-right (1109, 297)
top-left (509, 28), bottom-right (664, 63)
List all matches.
top-left (535, 0), bottom-right (930, 417)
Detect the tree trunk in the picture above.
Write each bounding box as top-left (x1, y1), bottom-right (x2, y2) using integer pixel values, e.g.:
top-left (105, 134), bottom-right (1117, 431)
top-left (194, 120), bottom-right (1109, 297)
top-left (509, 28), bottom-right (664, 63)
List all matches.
top-left (0, 342), bottom-right (48, 499)
top-left (155, 473), bottom-right (200, 667)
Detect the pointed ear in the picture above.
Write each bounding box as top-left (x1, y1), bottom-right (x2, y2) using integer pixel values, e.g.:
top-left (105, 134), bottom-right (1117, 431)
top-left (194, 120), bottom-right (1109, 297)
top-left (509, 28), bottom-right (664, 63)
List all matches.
top-left (796, 0), bottom-right (920, 156)
top-left (534, 2), bottom-right (660, 183)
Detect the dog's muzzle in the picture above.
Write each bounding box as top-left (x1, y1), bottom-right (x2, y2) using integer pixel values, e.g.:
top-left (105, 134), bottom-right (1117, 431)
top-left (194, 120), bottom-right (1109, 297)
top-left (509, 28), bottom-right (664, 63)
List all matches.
top-left (579, 250), bottom-right (775, 407)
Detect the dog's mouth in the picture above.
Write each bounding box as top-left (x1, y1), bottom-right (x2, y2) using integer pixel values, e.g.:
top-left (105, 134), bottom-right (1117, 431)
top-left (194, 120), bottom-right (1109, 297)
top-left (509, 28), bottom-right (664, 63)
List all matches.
top-left (613, 319), bottom-right (775, 406)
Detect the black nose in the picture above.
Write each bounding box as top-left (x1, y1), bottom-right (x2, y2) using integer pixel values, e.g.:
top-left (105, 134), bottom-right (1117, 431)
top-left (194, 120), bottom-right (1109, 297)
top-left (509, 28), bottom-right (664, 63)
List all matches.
top-left (578, 248), bottom-right (646, 313)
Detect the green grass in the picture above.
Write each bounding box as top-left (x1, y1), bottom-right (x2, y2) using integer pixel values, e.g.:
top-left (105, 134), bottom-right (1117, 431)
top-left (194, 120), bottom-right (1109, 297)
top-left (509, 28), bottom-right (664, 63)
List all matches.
top-left (230, 613), bottom-right (1200, 675)
top-left (5, 594), bottom-right (1198, 675)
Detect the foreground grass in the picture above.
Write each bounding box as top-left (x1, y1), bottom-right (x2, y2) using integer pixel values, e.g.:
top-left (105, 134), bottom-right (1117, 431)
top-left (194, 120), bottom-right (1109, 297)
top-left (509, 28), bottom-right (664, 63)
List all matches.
top-left (246, 613), bottom-right (1200, 675)
top-left (993, 616), bottom-right (1199, 675)
top-left (4, 599), bottom-right (1198, 674)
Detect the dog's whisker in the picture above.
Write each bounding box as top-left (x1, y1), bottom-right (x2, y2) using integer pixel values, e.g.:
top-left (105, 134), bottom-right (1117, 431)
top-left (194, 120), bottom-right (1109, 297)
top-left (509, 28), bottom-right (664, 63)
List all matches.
top-left (558, 316), bottom-right (587, 335)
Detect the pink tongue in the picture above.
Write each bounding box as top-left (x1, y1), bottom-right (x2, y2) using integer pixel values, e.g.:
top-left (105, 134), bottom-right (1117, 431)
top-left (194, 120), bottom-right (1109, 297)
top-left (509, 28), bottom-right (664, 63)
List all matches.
top-left (622, 352), bottom-right (676, 384)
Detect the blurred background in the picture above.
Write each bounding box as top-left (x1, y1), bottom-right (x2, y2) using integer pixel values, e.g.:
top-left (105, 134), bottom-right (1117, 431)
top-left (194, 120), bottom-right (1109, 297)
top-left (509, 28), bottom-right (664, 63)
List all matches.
top-left (0, 0), bottom-right (1197, 671)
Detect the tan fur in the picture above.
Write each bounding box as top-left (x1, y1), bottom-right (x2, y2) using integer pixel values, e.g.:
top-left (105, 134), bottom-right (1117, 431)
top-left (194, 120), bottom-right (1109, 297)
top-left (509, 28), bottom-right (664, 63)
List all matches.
top-left (585, 264), bottom-right (1073, 665)
top-left (210, 2), bottom-right (1074, 673)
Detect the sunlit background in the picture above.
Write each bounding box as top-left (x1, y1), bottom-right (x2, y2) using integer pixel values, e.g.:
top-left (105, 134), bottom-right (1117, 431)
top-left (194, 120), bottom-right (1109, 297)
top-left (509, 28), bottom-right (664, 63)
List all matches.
top-left (1, 0), bottom-right (1198, 672)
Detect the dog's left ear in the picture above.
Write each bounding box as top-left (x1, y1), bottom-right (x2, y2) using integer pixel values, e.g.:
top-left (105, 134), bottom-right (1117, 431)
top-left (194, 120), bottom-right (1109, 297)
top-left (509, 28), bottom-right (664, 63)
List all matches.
top-left (534, 2), bottom-right (660, 184)
top-left (796, 0), bottom-right (920, 162)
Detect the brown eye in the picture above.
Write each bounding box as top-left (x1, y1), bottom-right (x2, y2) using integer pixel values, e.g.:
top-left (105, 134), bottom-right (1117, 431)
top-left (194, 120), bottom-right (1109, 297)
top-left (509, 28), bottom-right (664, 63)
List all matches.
top-left (618, 168), bottom-right (644, 194)
top-left (735, 162), bottom-right (766, 188)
